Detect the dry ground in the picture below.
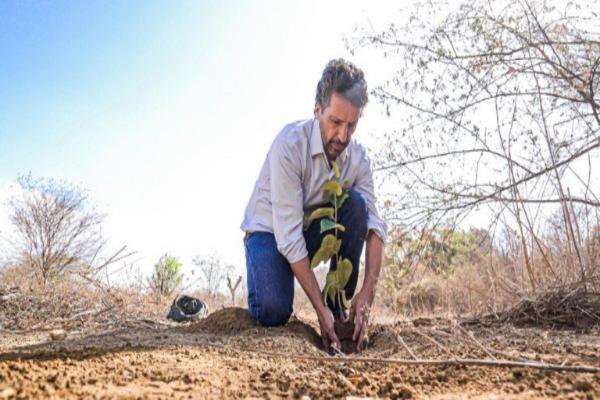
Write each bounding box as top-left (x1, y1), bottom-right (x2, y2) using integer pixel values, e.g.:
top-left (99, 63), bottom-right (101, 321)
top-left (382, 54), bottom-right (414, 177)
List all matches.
top-left (1, 307), bottom-right (600, 399)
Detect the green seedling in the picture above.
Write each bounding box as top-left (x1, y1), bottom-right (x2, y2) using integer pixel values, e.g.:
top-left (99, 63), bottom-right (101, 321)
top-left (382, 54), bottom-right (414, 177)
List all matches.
top-left (307, 160), bottom-right (352, 320)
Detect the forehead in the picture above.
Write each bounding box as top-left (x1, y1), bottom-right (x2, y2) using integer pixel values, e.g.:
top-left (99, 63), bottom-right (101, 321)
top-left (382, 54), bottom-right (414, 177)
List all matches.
top-left (325, 93), bottom-right (360, 123)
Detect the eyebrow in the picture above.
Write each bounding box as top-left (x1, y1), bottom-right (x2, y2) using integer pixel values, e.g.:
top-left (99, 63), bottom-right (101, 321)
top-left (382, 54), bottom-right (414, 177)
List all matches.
top-left (329, 115), bottom-right (358, 125)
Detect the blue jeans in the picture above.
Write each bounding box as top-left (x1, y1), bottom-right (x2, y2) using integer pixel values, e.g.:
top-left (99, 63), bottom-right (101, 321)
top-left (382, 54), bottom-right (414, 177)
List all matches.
top-left (245, 189), bottom-right (368, 326)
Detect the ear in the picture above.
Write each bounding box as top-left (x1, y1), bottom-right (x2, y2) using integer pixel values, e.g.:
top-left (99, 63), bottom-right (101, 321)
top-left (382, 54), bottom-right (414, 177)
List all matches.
top-left (314, 102), bottom-right (322, 118)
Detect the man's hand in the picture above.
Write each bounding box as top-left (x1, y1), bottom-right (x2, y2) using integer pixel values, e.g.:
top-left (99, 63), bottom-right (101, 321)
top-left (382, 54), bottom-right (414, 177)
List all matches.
top-left (349, 231), bottom-right (383, 351)
top-left (349, 289), bottom-right (372, 351)
top-left (289, 257), bottom-right (341, 350)
top-left (317, 307), bottom-right (341, 350)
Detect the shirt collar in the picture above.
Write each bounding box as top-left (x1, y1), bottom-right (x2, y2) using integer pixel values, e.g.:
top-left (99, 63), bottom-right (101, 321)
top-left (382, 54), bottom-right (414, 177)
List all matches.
top-left (310, 118), bottom-right (349, 164)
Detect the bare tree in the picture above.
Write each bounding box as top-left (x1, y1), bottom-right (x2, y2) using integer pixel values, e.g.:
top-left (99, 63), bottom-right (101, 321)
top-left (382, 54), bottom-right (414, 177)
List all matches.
top-left (6, 175), bottom-right (131, 287)
top-left (226, 274), bottom-right (242, 306)
top-left (191, 254), bottom-right (234, 299)
top-left (353, 0), bottom-right (600, 292)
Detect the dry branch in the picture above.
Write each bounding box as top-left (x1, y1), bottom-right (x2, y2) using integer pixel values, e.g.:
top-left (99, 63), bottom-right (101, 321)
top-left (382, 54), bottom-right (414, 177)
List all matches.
top-left (202, 342), bottom-right (600, 373)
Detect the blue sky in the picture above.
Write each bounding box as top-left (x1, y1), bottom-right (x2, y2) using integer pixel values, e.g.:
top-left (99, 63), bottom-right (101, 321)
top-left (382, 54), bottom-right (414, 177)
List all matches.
top-left (0, 1), bottom-right (402, 282)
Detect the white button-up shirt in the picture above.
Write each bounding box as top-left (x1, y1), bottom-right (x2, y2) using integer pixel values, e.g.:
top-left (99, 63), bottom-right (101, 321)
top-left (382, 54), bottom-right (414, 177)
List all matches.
top-left (240, 118), bottom-right (388, 264)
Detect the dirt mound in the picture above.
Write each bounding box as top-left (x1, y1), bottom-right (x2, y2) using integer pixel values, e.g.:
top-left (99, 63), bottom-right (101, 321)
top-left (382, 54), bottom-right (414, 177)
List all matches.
top-left (183, 307), bottom-right (257, 335)
top-left (180, 307), bottom-right (322, 351)
top-left (368, 324), bottom-right (401, 352)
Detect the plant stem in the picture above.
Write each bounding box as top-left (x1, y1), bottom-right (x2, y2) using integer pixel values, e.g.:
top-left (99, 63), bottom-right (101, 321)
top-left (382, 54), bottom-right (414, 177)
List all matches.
top-left (337, 290), bottom-right (344, 318)
top-left (333, 183), bottom-right (339, 310)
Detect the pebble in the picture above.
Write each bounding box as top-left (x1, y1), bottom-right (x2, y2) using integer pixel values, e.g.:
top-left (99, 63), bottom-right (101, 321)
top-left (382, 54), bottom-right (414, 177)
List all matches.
top-left (49, 329), bottom-right (67, 341)
top-left (0, 388), bottom-right (16, 399)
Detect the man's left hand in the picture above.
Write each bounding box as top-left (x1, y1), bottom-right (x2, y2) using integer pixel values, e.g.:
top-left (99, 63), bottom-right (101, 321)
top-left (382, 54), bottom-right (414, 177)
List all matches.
top-left (348, 289), bottom-right (372, 351)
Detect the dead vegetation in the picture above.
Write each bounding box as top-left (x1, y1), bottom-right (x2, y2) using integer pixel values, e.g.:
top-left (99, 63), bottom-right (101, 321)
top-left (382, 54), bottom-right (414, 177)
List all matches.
top-left (464, 286), bottom-right (600, 331)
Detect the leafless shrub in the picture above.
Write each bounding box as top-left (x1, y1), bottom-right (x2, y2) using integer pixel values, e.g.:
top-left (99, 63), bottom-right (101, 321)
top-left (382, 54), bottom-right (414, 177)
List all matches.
top-left (191, 254), bottom-right (235, 301)
top-left (4, 175), bottom-right (132, 289)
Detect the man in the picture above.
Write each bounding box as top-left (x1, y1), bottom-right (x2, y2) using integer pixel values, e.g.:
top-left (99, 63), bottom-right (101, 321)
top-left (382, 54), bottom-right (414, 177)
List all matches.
top-left (240, 58), bottom-right (387, 351)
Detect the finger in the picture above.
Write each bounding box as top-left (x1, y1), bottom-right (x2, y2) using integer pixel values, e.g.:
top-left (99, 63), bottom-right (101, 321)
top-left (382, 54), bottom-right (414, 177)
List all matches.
top-left (348, 302), bottom-right (356, 321)
top-left (356, 321), bottom-right (367, 351)
top-left (322, 333), bottom-right (329, 350)
top-left (352, 315), bottom-right (362, 342)
top-left (330, 329), bottom-right (342, 350)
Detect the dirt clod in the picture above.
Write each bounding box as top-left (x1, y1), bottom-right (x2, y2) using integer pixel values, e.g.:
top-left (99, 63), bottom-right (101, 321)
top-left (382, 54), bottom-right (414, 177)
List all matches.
top-left (49, 329), bottom-right (67, 341)
top-left (0, 388), bottom-right (16, 399)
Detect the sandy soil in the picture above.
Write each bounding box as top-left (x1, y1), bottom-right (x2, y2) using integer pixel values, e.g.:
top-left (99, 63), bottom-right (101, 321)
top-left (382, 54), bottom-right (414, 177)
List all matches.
top-left (1, 307), bottom-right (599, 399)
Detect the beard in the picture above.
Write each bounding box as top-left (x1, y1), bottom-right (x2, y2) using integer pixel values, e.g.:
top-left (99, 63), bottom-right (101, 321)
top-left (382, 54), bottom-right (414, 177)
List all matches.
top-left (325, 139), bottom-right (349, 161)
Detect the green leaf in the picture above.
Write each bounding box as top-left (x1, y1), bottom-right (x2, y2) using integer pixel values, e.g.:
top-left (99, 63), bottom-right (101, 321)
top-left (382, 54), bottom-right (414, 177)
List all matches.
top-left (322, 181), bottom-right (342, 197)
top-left (341, 291), bottom-right (350, 308)
top-left (335, 238), bottom-right (342, 253)
top-left (310, 234), bottom-right (338, 268)
top-left (337, 258), bottom-right (353, 287)
top-left (325, 272), bottom-right (338, 304)
top-left (320, 219), bottom-right (346, 233)
top-left (331, 160), bottom-right (340, 178)
top-left (336, 192), bottom-right (349, 209)
top-left (328, 286), bottom-right (337, 304)
top-left (322, 283), bottom-right (331, 303)
top-left (307, 207), bottom-right (334, 221)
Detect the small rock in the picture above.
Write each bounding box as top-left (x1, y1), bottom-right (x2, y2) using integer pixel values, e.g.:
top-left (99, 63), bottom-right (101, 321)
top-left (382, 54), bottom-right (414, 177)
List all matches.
top-left (0, 388), bottom-right (16, 399)
top-left (49, 329), bottom-right (67, 341)
top-left (337, 374), bottom-right (354, 390)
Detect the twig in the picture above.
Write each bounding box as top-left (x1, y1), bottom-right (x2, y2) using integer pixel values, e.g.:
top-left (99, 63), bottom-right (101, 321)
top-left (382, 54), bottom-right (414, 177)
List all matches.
top-left (197, 342), bottom-right (600, 373)
top-left (412, 328), bottom-right (457, 359)
top-left (396, 331), bottom-right (419, 360)
top-left (455, 324), bottom-right (497, 360)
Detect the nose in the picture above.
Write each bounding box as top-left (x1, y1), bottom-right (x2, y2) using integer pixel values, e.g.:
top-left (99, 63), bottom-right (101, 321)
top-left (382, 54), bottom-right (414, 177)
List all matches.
top-left (338, 125), bottom-right (349, 143)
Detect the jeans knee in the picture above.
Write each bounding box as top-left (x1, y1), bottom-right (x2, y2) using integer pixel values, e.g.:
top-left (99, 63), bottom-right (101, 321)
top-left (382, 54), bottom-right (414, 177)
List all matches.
top-left (344, 189), bottom-right (368, 232)
top-left (250, 297), bottom-right (292, 327)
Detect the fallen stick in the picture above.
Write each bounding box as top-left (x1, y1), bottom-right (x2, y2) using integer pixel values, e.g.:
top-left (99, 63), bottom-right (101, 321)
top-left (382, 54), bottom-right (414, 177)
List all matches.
top-left (455, 324), bottom-right (497, 360)
top-left (412, 328), bottom-right (457, 359)
top-left (200, 342), bottom-right (600, 373)
top-left (396, 331), bottom-right (418, 361)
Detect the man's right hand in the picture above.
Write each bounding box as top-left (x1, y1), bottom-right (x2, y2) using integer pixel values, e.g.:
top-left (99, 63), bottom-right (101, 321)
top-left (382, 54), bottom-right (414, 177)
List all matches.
top-left (317, 306), bottom-right (341, 350)
top-left (289, 257), bottom-right (341, 351)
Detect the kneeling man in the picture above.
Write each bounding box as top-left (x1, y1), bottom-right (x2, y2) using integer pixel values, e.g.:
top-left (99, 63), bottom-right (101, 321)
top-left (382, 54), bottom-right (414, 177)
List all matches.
top-left (240, 58), bottom-right (387, 351)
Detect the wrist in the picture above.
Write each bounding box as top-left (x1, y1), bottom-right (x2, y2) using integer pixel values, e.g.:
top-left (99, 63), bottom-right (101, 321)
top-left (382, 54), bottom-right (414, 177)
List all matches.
top-left (313, 299), bottom-right (328, 316)
top-left (359, 286), bottom-right (376, 304)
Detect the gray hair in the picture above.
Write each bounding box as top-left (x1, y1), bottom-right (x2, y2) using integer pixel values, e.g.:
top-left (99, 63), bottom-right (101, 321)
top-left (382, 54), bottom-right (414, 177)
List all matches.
top-left (315, 58), bottom-right (368, 110)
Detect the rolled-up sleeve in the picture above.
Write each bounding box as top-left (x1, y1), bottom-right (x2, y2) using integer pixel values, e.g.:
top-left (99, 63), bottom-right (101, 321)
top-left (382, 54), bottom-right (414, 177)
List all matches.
top-left (269, 139), bottom-right (308, 264)
top-left (354, 150), bottom-right (388, 243)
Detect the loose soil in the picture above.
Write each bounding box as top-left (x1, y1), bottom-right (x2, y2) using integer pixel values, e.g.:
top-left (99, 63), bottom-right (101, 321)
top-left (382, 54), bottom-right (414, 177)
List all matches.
top-left (1, 307), bottom-right (600, 399)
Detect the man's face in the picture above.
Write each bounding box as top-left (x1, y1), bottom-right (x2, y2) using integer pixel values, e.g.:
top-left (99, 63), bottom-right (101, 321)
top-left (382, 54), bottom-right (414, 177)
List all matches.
top-left (315, 92), bottom-right (361, 162)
